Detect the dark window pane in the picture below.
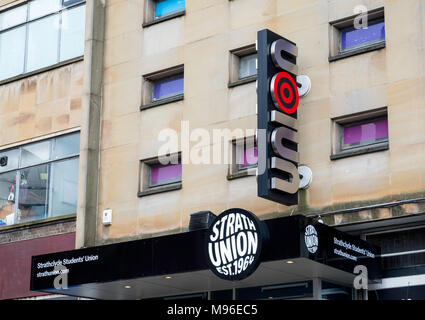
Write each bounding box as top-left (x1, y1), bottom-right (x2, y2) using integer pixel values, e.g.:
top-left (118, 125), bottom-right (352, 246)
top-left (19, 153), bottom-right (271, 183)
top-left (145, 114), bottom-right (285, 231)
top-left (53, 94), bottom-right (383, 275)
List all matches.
top-left (341, 21), bottom-right (385, 51)
top-left (343, 119), bottom-right (388, 149)
top-left (53, 133), bottom-right (80, 159)
top-left (367, 228), bottom-right (425, 255)
top-left (150, 163), bottom-right (182, 186)
top-left (50, 159), bottom-right (78, 217)
top-left (18, 164), bottom-right (49, 224)
top-left (63, 0), bottom-right (85, 7)
top-left (155, 0), bottom-right (185, 18)
top-left (0, 171), bottom-right (17, 226)
top-left (367, 228), bottom-right (425, 272)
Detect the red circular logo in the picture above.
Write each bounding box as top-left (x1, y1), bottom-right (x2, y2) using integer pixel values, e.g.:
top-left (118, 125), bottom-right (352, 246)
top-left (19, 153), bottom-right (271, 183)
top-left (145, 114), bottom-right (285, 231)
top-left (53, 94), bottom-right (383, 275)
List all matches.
top-left (271, 71), bottom-right (299, 114)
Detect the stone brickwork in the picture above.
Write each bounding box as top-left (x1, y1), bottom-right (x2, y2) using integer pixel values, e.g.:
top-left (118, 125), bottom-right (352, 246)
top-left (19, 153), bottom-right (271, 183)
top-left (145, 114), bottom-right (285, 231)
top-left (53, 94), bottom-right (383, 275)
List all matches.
top-left (96, 0), bottom-right (425, 243)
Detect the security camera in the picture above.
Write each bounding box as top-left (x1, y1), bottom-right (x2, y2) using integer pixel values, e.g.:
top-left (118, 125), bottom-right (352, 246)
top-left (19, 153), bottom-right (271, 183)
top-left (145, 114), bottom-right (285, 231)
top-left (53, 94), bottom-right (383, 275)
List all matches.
top-left (0, 156), bottom-right (8, 167)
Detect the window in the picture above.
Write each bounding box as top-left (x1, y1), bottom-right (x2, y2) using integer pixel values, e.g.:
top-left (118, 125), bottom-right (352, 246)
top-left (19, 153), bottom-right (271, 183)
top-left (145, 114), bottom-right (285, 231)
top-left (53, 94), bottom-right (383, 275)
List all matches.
top-left (143, 0), bottom-right (185, 27)
top-left (229, 44), bottom-right (257, 87)
top-left (342, 118), bottom-right (388, 150)
top-left (228, 137), bottom-right (257, 180)
top-left (141, 65), bottom-right (184, 110)
top-left (155, 0), bottom-right (185, 19)
top-left (152, 74), bottom-right (184, 102)
top-left (340, 20), bottom-right (385, 52)
top-left (331, 108), bottom-right (389, 160)
top-left (239, 53), bottom-right (257, 80)
top-left (366, 227), bottom-right (425, 278)
top-left (0, 132), bottom-right (80, 227)
top-left (139, 154), bottom-right (182, 197)
top-left (0, 0), bottom-right (86, 82)
top-left (238, 146), bottom-right (258, 171)
top-left (329, 8), bottom-right (385, 61)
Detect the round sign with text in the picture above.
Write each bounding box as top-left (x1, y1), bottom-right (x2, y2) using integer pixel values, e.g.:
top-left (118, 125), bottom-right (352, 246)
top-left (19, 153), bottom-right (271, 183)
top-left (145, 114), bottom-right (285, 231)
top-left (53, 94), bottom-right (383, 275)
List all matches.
top-left (304, 225), bottom-right (318, 254)
top-left (205, 208), bottom-right (263, 281)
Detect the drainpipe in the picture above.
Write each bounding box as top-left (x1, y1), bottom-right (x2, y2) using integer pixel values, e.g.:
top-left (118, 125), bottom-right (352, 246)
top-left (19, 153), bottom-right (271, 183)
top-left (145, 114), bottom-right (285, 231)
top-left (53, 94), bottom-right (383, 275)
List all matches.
top-left (76, 0), bottom-right (106, 249)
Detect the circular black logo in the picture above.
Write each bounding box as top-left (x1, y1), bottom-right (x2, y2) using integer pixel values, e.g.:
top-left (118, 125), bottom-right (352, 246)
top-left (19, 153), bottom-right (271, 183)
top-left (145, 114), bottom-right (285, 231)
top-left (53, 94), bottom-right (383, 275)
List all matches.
top-left (205, 208), bottom-right (263, 281)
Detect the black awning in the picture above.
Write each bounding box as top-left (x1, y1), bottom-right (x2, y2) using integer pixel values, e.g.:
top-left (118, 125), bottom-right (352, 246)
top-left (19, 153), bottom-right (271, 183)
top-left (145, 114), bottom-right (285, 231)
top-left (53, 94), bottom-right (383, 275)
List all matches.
top-left (30, 214), bottom-right (381, 299)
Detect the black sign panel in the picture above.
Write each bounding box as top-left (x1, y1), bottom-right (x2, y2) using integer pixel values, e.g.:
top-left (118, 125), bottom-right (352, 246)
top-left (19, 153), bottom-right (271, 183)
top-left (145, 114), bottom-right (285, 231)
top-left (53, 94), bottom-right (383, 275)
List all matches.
top-left (205, 208), bottom-right (267, 281)
top-left (31, 215), bottom-right (381, 292)
top-left (257, 29), bottom-right (300, 206)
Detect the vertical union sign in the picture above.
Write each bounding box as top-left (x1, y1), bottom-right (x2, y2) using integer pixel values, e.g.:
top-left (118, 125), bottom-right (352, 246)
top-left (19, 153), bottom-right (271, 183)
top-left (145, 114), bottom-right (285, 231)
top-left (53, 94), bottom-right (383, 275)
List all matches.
top-left (257, 29), bottom-right (300, 206)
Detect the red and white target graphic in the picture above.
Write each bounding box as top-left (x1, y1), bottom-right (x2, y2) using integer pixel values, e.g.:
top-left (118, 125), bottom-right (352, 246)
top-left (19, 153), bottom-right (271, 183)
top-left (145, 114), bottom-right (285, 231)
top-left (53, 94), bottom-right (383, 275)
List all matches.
top-left (270, 71), bottom-right (299, 115)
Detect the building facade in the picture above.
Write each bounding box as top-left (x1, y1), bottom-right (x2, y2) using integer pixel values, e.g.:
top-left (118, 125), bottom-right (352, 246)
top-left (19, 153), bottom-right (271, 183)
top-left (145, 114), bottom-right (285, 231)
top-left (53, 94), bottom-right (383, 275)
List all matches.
top-left (2, 0), bottom-right (425, 300)
top-left (0, 0), bottom-right (86, 299)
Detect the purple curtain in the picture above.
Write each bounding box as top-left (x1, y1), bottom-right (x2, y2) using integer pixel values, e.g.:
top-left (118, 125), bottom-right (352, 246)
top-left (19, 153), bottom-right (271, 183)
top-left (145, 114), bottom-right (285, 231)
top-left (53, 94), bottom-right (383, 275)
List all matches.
top-left (151, 163), bottom-right (182, 185)
top-left (344, 119), bottom-right (388, 146)
top-left (341, 21), bottom-right (385, 50)
top-left (153, 76), bottom-right (184, 100)
top-left (240, 147), bottom-right (258, 167)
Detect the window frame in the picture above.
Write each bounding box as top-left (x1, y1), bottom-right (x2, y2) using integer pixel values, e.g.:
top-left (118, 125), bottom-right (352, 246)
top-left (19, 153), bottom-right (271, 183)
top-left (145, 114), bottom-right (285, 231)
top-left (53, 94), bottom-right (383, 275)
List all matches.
top-left (340, 116), bottom-right (389, 152)
top-left (331, 107), bottom-right (389, 160)
top-left (228, 44), bottom-right (257, 88)
top-left (227, 136), bottom-right (257, 180)
top-left (0, 0), bottom-right (86, 83)
top-left (338, 17), bottom-right (385, 54)
top-left (151, 73), bottom-right (184, 102)
top-left (141, 65), bottom-right (184, 111)
top-left (154, 0), bottom-right (185, 19)
top-left (0, 132), bottom-right (80, 228)
top-left (329, 7), bottom-right (385, 62)
top-left (364, 225), bottom-right (425, 278)
top-left (148, 162), bottom-right (182, 188)
top-left (138, 153), bottom-right (182, 197)
top-left (142, 0), bottom-right (186, 28)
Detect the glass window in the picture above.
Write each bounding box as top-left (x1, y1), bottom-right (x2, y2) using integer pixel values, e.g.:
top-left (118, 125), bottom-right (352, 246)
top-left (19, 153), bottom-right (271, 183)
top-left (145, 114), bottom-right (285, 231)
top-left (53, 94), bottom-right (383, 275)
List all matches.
top-left (50, 159), bottom-right (78, 217)
top-left (0, 4), bottom-right (27, 31)
top-left (341, 20), bottom-right (385, 52)
top-left (63, 0), bottom-right (85, 7)
top-left (342, 118), bottom-right (388, 150)
top-left (0, 1), bottom-right (86, 81)
top-left (21, 141), bottom-right (50, 167)
top-left (0, 133), bottom-right (80, 228)
top-left (29, 0), bottom-right (61, 20)
top-left (60, 4), bottom-right (86, 61)
top-left (0, 171), bottom-right (17, 226)
top-left (26, 14), bottom-right (60, 72)
top-left (0, 149), bottom-right (19, 173)
top-left (239, 53), bottom-right (257, 80)
top-left (150, 163), bottom-right (182, 187)
top-left (366, 228), bottom-right (425, 276)
top-left (0, 26), bottom-right (26, 80)
top-left (53, 133), bottom-right (80, 159)
top-left (238, 146), bottom-right (258, 170)
top-left (153, 74), bottom-right (184, 101)
top-left (155, 0), bottom-right (185, 18)
top-left (18, 164), bottom-right (49, 224)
